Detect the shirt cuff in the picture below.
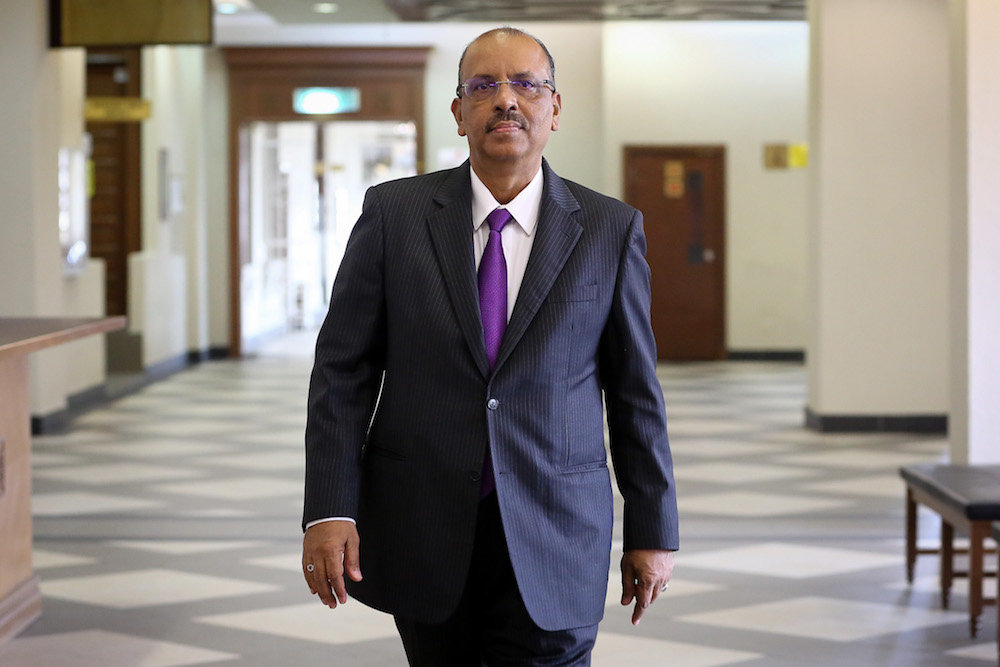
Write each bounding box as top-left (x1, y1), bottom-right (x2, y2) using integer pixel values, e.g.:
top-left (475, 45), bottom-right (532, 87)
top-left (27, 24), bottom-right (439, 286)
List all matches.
top-left (305, 517), bottom-right (356, 530)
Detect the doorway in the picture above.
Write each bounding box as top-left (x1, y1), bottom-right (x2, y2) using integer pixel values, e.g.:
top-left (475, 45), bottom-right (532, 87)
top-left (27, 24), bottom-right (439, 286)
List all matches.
top-left (624, 146), bottom-right (726, 360)
top-left (85, 48), bottom-right (142, 318)
top-left (239, 120), bottom-right (417, 354)
top-left (224, 47), bottom-right (429, 357)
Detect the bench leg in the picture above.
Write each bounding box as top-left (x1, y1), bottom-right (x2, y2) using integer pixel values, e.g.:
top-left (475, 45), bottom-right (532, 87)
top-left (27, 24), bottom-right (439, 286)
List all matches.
top-left (905, 488), bottom-right (917, 583)
top-left (968, 522), bottom-right (987, 638)
top-left (940, 520), bottom-right (954, 609)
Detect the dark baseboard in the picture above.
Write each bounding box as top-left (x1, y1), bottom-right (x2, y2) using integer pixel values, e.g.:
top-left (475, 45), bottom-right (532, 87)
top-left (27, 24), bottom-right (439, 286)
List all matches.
top-left (805, 407), bottom-right (947, 434)
top-left (66, 383), bottom-right (108, 411)
top-left (187, 346), bottom-right (229, 363)
top-left (31, 382), bottom-right (119, 436)
top-left (30, 409), bottom-right (74, 435)
top-left (145, 353), bottom-right (190, 381)
top-left (31, 348), bottom-right (225, 435)
top-left (728, 349), bottom-right (805, 362)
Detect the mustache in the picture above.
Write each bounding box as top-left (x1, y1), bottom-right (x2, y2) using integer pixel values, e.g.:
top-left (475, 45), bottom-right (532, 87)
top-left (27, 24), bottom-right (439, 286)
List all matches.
top-left (486, 111), bottom-right (527, 131)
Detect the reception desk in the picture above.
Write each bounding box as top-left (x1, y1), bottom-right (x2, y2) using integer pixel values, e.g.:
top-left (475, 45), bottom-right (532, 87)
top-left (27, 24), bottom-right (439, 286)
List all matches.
top-left (0, 317), bottom-right (125, 646)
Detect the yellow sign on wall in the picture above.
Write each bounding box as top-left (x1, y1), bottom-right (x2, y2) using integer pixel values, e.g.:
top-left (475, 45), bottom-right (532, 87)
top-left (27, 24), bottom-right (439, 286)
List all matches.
top-left (85, 97), bottom-right (151, 123)
top-left (664, 160), bottom-right (685, 199)
top-left (788, 143), bottom-right (809, 168)
top-left (763, 142), bottom-right (809, 170)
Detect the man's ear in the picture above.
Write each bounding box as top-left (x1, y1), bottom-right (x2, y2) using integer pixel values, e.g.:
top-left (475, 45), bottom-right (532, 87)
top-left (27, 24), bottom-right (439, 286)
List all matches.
top-left (451, 97), bottom-right (467, 137)
top-left (550, 92), bottom-right (562, 132)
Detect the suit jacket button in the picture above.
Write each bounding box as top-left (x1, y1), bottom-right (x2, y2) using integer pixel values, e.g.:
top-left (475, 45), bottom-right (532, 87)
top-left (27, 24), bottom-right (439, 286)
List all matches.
top-left (487, 398), bottom-right (499, 410)
top-left (469, 471), bottom-right (481, 482)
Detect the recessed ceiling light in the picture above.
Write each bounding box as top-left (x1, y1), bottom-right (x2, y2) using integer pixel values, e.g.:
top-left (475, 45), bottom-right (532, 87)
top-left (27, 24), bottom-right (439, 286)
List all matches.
top-left (313, 2), bottom-right (338, 13)
top-left (217, 3), bottom-right (239, 14)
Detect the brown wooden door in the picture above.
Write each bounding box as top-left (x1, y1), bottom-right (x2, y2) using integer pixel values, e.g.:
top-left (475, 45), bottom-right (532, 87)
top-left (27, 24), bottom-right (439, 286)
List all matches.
top-left (624, 146), bottom-right (726, 360)
top-left (86, 49), bottom-right (142, 317)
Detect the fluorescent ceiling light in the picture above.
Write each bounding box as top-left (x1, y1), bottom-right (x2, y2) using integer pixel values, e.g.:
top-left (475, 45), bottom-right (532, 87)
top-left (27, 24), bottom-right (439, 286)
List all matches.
top-left (313, 2), bottom-right (338, 13)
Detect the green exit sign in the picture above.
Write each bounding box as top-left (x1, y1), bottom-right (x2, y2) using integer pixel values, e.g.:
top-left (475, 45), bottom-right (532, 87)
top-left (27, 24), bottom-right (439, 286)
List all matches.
top-left (293, 87), bottom-right (361, 115)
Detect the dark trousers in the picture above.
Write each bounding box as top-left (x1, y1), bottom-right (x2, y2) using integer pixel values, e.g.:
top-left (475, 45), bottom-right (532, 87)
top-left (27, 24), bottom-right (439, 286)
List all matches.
top-left (394, 494), bottom-right (599, 666)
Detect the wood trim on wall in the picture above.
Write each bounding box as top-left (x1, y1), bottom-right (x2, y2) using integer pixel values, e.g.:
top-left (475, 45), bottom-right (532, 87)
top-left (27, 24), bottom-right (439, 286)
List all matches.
top-left (85, 47), bottom-right (142, 318)
top-left (223, 47), bottom-right (430, 357)
top-left (120, 49), bottom-right (143, 261)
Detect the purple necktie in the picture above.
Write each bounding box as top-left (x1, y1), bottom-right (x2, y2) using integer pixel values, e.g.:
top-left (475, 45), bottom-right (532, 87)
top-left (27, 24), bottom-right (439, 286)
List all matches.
top-left (478, 207), bottom-right (511, 498)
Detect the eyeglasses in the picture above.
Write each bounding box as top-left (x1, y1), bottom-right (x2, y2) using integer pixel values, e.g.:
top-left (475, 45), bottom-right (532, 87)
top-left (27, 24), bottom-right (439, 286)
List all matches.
top-left (456, 77), bottom-right (556, 102)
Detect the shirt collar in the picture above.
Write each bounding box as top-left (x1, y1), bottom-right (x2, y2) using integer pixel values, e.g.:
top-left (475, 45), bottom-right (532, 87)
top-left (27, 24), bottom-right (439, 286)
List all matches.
top-left (470, 164), bottom-right (544, 236)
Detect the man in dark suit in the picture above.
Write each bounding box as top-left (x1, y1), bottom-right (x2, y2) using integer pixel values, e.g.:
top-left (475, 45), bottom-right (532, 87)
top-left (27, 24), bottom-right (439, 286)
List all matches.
top-left (302, 27), bottom-right (678, 665)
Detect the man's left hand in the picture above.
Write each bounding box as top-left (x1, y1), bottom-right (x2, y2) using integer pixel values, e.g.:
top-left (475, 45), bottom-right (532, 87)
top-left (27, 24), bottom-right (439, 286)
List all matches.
top-left (621, 549), bottom-right (675, 625)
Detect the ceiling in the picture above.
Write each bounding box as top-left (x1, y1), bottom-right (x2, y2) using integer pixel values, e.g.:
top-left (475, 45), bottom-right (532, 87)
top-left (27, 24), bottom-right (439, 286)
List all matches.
top-left (237, 0), bottom-right (806, 24)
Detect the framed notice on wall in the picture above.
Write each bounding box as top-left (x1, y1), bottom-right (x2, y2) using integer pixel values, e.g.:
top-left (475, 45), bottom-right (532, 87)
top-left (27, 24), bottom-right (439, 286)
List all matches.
top-left (51, 0), bottom-right (213, 48)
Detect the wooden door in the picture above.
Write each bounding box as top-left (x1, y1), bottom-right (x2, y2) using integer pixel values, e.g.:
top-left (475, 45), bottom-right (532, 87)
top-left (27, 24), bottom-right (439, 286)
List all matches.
top-left (624, 146), bottom-right (726, 360)
top-left (86, 49), bottom-right (142, 317)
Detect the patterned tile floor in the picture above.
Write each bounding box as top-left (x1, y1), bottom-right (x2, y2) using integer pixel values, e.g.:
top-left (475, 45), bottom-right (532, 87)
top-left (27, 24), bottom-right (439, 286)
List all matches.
top-left (2, 335), bottom-right (997, 665)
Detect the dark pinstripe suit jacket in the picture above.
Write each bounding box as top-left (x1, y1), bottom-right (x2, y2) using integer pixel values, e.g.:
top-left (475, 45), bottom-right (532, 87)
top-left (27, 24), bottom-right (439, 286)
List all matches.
top-left (304, 159), bottom-right (678, 632)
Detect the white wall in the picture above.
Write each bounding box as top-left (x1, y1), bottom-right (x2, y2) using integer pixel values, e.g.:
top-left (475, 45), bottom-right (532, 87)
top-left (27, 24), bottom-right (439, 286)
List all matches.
top-left (0, 0), bottom-right (107, 414)
top-left (181, 50), bottom-right (211, 355)
top-left (204, 49), bottom-right (231, 350)
top-left (128, 252), bottom-right (187, 367)
top-left (949, 0), bottom-right (1000, 462)
top-left (808, 0), bottom-right (950, 415)
top-left (0, 0), bottom-right (40, 318)
top-left (602, 22), bottom-right (809, 351)
top-left (136, 46), bottom-right (211, 366)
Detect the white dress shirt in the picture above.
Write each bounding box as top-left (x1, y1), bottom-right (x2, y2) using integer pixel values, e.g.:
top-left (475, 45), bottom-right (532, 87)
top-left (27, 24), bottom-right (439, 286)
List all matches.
top-left (470, 164), bottom-right (543, 323)
top-left (306, 163), bottom-right (545, 530)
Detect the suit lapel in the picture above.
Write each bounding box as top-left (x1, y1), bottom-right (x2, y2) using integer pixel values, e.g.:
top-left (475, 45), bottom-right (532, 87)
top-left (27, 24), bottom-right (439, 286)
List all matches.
top-left (426, 162), bottom-right (491, 377)
top-left (494, 161), bottom-right (582, 372)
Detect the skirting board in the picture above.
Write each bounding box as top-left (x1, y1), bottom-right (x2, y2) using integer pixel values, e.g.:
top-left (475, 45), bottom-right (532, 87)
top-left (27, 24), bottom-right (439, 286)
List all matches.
top-left (30, 347), bottom-right (229, 435)
top-left (187, 346), bottom-right (230, 364)
top-left (805, 407), bottom-right (947, 434)
top-left (728, 349), bottom-right (805, 362)
top-left (0, 576), bottom-right (42, 648)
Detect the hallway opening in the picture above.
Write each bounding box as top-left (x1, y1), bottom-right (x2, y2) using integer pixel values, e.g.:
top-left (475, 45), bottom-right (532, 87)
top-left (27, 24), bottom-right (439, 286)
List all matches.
top-left (238, 119), bottom-right (416, 355)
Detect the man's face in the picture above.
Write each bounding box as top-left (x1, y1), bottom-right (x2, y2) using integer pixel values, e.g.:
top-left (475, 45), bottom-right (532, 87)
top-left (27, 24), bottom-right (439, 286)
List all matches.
top-left (451, 33), bottom-right (561, 171)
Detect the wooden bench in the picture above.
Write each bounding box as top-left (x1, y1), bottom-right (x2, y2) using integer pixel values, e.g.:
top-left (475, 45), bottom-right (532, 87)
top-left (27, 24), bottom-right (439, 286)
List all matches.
top-left (900, 464), bottom-right (1000, 638)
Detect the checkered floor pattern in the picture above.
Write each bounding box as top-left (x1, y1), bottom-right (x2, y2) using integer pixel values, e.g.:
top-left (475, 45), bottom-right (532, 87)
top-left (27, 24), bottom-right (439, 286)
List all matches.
top-left (2, 335), bottom-right (996, 665)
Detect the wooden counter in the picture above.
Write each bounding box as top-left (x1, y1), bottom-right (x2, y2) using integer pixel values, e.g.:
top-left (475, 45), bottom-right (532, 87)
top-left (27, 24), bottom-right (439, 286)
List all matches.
top-left (0, 317), bottom-right (125, 646)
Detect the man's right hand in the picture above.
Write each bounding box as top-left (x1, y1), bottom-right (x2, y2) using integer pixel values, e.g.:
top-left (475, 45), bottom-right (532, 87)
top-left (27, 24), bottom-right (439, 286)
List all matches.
top-left (302, 520), bottom-right (362, 609)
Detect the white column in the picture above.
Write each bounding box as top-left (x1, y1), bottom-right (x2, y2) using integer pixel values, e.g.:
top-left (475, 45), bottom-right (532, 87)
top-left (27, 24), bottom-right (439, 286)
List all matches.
top-left (0, 0), bottom-right (47, 317)
top-left (949, 0), bottom-right (1000, 463)
top-left (0, 0), bottom-right (105, 416)
top-left (807, 0), bottom-right (950, 429)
